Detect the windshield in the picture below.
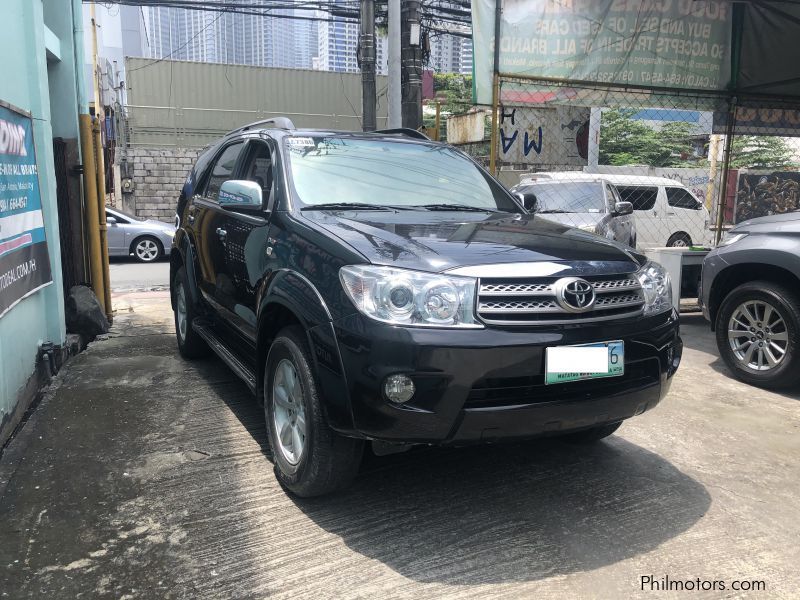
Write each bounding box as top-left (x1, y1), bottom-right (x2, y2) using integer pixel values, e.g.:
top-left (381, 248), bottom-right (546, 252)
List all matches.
top-left (285, 136), bottom-right (518, 211)
top-left (106, 207), bottom-right (144, 221)
top-left (523, 182), bottom-right (606, 213)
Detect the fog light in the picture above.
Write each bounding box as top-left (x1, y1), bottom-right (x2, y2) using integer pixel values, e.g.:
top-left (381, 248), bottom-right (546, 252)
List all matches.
top-left (384, 374), bottom-right (415, 404)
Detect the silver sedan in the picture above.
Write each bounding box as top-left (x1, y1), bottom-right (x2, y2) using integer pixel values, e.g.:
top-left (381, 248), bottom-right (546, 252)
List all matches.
top-left (105, 206), bottom-right (175, 263)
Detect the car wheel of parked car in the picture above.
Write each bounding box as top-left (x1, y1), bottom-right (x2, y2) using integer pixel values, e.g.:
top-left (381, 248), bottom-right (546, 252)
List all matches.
top-left (132, 236), bottom-right (163, 262)
top-left (666, 232), bottom-right (692, 247)
top-left (173, 266), bottom-right (210, 359)
top-left (560, 421), bottom-right (622, 444)
top-left (265, 326), bottom-right (363, 497)
top-left (715, 281), bottom-right (800, 389)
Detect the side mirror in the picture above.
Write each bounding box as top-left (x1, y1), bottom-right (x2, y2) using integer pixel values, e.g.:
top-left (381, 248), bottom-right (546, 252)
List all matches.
top-left (515, 192), bottom-right (538, 212)
top-left (614, 201), bottom-right (633, 216)
top-left (106, 216), bottom-right (117, 225)
top-left (219, 180), bottom-right (264, 212)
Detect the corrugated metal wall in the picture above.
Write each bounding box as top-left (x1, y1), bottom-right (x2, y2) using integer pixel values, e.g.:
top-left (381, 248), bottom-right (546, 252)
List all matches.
top-left (124, 58), bottom-right (389, 146)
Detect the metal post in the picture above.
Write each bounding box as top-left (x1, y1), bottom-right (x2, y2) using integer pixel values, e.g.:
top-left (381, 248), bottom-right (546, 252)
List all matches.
top-left (387, 0), bottom-right (402, 128)
top-left (434, 101), bottom-right (441, 141)
top-left (401, 0), bottom-right (422, 129)
top-left (360, 0), bottom-right (376, 131)
top-left (93, 119), bottom-right (113, 321)
top-left (488, 0), bottom-right (502, 175)
top-left (714, 99), bottom-right (737, 246)
top-left (79, 114), bottom-right (106, 315)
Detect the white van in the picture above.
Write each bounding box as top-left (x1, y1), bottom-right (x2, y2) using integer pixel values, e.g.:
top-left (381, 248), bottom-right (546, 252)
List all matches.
top-left (521, 173), bottom-right (711, 249)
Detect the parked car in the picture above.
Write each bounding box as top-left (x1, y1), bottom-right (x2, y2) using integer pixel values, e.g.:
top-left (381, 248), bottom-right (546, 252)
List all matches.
top-left (525, 173), bottom-right (711, 249)
top-left (106, 206), bottom-right (175, 263)
top-left (170, 119), bottom-right (682, 497)
top-left (509, 176), bottom-right (636, 247)
top-left (700, 212), bottom-right (800, 389)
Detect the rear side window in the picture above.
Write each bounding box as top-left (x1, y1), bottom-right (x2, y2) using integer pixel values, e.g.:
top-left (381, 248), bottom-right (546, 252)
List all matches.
top-left (667, 187), bottom-right (701, 210)
top-left (617, 186), bottom-right (657, 210)
top-left (204, 142), bottom-right (244, 201)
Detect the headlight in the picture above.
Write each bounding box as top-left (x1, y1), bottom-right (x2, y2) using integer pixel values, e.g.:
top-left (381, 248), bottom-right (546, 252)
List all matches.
top-left (577, 224), bottom-right (597, 233)
top-left (635, 261), bottom-right (672, 316)
top-left (718, 232), bottom-right (747, 247)
top-left (339, 265), bottom-right (481, 328)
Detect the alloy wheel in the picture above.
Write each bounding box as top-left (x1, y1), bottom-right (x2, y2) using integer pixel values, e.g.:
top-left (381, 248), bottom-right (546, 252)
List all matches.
top-left (728, 300), bottom-right (789, 371)
top-left (135, 239), bottom-right (159, 262)
top-left (272, 358), bottom-right (307, 465)
top-left (176, 282), bottom-right (188, 342)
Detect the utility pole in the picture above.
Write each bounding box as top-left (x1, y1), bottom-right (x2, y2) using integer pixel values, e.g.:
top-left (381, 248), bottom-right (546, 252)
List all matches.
top-left (387, 0), bottom-right (402, 128)
top-left (360, 0), bottom-right (376, 131)
top-left (401, 0), bottom-right (423, 130)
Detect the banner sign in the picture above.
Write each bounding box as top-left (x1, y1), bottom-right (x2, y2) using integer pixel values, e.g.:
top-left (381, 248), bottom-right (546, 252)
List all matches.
top-left (0, 103), bottom-right (52, 320)
top-left (499, 105), bottom-right (589, 165)
top-left (472, 0), bottom-right (733, 105)
top-left (714, 107), bottom-right (800, 136)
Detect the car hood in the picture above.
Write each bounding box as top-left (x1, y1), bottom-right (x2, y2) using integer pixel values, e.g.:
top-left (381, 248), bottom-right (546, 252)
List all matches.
top-left (733, 210), bottom-right (800, 233)
top-left (141, 219), bottom-right (176, 234)
top-left (302, 210), bottom-right (643, 274)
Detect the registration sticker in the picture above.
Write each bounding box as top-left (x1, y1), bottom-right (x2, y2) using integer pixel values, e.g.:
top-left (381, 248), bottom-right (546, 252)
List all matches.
top-left (545, 340), bottom-right (624, 385)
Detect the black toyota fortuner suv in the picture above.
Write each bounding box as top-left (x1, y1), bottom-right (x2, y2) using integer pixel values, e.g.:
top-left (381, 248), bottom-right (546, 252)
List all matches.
top-left (170, 118), bottom-right (682, 497)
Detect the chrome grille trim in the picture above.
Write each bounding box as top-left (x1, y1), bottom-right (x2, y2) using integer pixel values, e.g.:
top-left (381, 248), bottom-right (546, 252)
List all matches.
top-left (476, 274), bottom-right (644, 325)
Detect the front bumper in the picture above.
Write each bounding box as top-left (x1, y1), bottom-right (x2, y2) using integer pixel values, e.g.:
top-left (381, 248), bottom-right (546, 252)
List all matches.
top-left (331, 310), bottom-right (682, 444)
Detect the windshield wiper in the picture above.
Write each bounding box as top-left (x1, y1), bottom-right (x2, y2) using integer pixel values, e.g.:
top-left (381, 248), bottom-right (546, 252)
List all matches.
top-left (536, 209), bottom-right (568, 214)
top-left (301, 202), bottom-right (390, 211)
top-left (412, 204), bottom-right (496, 212)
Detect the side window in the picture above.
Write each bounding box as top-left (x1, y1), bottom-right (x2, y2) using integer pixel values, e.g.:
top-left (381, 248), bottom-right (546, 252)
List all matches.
top-left (606, 184), bottom-right (622, 207)
top-left (204, 142), bottom-right (244, 201)
top-left (241, 142), bottom-right (273, 197)
top-left (106, 211), bottom-right (129, 224)
top-left (667, 187), bottom-right (701, 210)
top-left (617, 186), bottom-right (657, 211)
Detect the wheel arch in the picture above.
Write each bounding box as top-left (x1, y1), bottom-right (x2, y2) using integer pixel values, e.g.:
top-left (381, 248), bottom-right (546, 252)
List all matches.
top-left (257, 271), bottom-right (354, 432)
top-left (709, 263), bottom-right (800, 330)
top-left (129, 233), bottom-right (163, 255)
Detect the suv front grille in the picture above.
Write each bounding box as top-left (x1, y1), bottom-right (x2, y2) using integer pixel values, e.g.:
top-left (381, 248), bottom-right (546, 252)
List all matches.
top-left (477, 273), bottom-right (644, 325)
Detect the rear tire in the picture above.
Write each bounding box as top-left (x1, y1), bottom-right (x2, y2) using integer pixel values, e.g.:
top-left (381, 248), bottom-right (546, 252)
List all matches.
top-left (666, 232), bottom-right (692, 247)
top-left (265, 326), bottom-right (363, 497)
top-left (173, 266), bottom-right (209, 359)
top-left (560, 421), bottom-right (622, 444)
top-left (715, 281), bottom-right (800, 389)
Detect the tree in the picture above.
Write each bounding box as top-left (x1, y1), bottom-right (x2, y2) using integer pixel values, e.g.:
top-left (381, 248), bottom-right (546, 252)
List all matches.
top-left (432, 73), bottom-right (473, 115)
top-left (599, 108), bottom-right (697, 167)
top-left (729, 136), bottom-right (796, 169)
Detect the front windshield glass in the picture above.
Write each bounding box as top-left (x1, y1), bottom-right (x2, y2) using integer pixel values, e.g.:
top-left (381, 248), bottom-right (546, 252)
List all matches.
top-left (285, 136), bottom-right (518, 211)
top-left (525, 182), bottom-right (606, 213)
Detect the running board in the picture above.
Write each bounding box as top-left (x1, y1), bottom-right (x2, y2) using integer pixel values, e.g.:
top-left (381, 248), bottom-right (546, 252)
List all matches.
top-left (192, 319), bottom-right (257, 394)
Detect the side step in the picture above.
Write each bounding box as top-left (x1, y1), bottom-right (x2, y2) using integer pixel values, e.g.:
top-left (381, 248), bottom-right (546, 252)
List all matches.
top-left (192, 319), bottom-right (257, 394)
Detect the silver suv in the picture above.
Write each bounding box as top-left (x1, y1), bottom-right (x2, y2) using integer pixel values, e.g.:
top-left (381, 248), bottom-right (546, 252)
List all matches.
top-left (700, 211), bottom-right (800, 388)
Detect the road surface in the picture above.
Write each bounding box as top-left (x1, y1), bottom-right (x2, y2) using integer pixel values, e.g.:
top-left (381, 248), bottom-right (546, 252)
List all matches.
top-left (109, 257), bottom-right (170, 291)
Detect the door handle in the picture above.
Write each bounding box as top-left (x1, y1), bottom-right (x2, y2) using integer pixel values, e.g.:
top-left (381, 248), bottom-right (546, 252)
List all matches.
top-left (216, 228), bottom-right (227, 238)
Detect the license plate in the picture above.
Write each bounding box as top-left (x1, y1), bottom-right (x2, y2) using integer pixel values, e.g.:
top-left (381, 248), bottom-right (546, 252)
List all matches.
top-left (545, 340), bottom-right (624, 385)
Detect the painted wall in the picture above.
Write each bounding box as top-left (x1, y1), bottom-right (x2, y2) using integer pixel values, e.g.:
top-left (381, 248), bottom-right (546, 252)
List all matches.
top-left (0, 0), bottom-right (81, 437)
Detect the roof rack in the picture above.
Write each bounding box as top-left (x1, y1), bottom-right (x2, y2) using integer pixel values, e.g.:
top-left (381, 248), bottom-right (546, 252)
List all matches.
top-left (372, 128), bottom-right (430, 140)
top-left (231, 117), bottom-right (296, 134)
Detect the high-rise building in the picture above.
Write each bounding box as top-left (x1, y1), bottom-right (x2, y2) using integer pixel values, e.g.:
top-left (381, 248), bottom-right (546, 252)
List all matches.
top-left (428, 33), bottom-right (473, 75)
top-left (140, 3), bottom-right (319, 70)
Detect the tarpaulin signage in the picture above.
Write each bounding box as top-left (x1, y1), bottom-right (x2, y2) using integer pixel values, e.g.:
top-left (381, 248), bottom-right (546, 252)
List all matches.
top-left (471, 0), bottom-right (733, 105)
top-left (0, 103), bottom-right (52, 319)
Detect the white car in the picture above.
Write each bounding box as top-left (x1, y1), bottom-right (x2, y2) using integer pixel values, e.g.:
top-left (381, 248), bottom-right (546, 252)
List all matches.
top-left (520, 173), bottom-right (711, 249)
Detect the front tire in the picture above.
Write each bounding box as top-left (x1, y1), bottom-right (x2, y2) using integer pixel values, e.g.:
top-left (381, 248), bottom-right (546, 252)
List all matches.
top-left (666, 232), bottom-right (692, 247)
top-left (715, 281), bottom-right (800, 389)
top-left (132, 236), bottom-right (163, 263)
top-left (265, 326), bottom-right (363, 497)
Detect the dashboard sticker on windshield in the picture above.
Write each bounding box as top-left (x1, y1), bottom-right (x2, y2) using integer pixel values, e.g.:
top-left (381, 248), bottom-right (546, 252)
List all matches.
top-left (287, 137), bottom-right (315, 148)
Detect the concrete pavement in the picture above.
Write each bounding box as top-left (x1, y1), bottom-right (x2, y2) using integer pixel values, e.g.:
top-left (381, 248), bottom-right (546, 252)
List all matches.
top-left (0, 292), bottom-right (798, 598)
top-left (109, 258), bottom-right (170, 291)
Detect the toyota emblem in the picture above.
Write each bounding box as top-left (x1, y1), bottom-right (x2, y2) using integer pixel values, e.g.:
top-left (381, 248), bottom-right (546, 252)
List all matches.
top-left (554, 277), bottom-right (596, 313)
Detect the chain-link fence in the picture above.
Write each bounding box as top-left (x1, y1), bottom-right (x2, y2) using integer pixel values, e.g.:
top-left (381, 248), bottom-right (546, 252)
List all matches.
top-left (447, 77), bottom-right (800, 253)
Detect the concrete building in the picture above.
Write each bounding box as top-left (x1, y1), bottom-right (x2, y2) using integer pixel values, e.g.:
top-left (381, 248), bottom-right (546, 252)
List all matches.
top-left (429, 33), bottom-right (473, 75)
top-left (1, 0), bottom-right (87, 444)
